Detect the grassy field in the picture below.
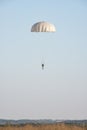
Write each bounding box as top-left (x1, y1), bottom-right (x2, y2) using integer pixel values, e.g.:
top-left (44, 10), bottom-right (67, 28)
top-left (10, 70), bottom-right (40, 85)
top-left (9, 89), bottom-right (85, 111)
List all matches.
top-left (0, 123), bottom-right (87, 130)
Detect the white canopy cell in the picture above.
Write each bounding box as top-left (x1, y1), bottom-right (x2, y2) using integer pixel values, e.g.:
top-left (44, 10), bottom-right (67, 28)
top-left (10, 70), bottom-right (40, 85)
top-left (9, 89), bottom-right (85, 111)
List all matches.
top-left (31, 21), bottom-right (56, 32)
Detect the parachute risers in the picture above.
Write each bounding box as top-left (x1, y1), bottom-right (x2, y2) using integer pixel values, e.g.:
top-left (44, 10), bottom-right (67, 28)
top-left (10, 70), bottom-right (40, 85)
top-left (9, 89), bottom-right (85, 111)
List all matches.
top-left (31, 21), bottom-right (56, 32)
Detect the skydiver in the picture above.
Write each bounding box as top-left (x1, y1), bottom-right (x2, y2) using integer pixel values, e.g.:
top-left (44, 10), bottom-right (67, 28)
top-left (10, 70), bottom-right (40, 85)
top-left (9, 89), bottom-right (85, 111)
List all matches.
top-left (42, 63), bottom-right (44, 70)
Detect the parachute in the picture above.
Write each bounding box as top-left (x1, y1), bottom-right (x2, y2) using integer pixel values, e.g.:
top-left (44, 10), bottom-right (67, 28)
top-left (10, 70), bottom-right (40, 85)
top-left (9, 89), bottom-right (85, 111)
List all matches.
top-left (31, 21), bottom-right (56, 69)
top-left (31, 21), bottom-right (56, 32)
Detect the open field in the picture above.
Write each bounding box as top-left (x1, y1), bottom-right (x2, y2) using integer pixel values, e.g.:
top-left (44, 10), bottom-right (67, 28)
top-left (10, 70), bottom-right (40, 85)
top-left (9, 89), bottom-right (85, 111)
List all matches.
top-left (0, 123), bottom-right (87, 130)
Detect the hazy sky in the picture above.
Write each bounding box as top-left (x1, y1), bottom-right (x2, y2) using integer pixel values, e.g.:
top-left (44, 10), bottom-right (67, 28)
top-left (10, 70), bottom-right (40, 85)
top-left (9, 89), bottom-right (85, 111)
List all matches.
top-left (0, 0), bottom-right (87, 120)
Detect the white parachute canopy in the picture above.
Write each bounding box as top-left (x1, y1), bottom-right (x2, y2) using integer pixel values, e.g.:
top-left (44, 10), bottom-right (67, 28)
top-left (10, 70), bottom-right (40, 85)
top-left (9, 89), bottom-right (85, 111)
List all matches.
top-left (31, 21), bottom-right (56, 32)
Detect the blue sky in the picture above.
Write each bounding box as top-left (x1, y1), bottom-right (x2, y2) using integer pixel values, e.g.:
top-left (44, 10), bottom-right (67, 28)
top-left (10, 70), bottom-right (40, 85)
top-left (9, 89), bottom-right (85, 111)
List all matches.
top-left (0, 0), bottom-right (87, 119)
